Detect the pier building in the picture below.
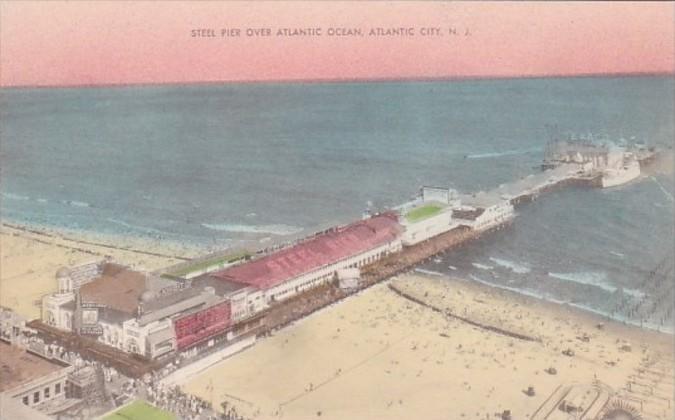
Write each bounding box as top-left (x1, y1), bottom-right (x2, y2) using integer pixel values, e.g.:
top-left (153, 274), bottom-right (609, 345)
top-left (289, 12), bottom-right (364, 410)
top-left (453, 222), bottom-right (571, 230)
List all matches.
top-left (454, 192), bottom-right (515, 231)
top-left (543, 137), bottom-right (646, 188)
top-left (399, 186), bottom-right (460, 246)
top-left (38, 214), bottom-right (401, 361)
top-left (543, 138), bottom-right (617, 169)
top-left (41, 262), bottom-right (247, 360)
top-left (211, 213), bottom-right (402, 306)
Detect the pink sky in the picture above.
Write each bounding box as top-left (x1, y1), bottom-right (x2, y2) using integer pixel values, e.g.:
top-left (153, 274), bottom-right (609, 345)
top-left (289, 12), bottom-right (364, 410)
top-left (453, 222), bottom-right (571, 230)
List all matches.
top-left (0, 1), bottom-right (673, 87)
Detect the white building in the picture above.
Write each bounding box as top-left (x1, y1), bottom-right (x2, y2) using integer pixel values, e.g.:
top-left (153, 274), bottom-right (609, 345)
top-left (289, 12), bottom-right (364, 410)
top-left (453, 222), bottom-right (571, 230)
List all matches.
top-left (41, 262), bottom-right (232, 359)
top-left (397, 186), bottom-right (461, 246)
top-left (454, 192), bottom-right (514, 231)
top-left (225, 287), bottom-right (265, 323)
top-left (337, 268), bottom-right (361, 290)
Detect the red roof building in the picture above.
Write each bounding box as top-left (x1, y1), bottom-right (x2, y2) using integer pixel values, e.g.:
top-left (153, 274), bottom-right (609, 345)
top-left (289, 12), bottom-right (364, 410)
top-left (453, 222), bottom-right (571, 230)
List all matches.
top-left (213, 214), bottom-right (402, 290)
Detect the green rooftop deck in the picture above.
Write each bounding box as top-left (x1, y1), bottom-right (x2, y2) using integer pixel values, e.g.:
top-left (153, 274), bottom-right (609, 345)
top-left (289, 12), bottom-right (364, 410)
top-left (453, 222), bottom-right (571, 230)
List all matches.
top-left (166, 251), bottom-right (251, 278)
top-left (405, 204), bottom-right (443, 223)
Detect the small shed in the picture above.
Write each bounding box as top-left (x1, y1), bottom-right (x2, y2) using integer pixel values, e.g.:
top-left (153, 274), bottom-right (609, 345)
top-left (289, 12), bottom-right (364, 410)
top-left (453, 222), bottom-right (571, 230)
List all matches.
top-left (337, 268), bottom-right (360, 290)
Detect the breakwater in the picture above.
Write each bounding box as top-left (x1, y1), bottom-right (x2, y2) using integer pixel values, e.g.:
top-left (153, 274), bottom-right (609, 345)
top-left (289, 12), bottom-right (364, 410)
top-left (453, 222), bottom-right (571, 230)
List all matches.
top-left (387, 282), bottom-right (539, 342)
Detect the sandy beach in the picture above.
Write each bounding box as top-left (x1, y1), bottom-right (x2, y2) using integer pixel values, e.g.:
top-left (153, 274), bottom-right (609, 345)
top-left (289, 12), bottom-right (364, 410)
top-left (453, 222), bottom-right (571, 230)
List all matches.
top-left (0, 222), bottom-right (202, 320)
top-left (183, 273), bottom-right (674, 420)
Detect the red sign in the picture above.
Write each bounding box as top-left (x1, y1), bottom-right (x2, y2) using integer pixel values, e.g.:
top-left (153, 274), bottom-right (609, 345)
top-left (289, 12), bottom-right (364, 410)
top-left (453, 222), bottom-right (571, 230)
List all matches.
top-left (174, 301), bottom-right (231, 350)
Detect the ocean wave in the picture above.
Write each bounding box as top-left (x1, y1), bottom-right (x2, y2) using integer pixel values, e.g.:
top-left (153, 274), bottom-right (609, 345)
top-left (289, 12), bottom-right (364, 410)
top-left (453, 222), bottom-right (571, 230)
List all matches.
top-left (489, 257), bottom-right (531, 274)
top-left (471, 262), bottom-right (494, 270)
top-left (1, 192), bottom-right (30, 201)
top-left (468, 275), bottom-right (670, 334)
top-left (609, 251), bottom-right (625, 259)
top-left (621, 288), bottom-right (646, 299)
top-left (548, 271), bottom-right (617, 294)
top-left (61, 200), bottom-right (91, 208)
top-left (2, 193), bottom-right (90, 208)
top-left (567, 302), bottom-right (673, 334)
top-left (106, 218), bottom-right (172, 236)
top-left (464, 147), bottom-right (541, 160)
top-left (201, 223), bottom-right (303, 236)
top-left (468, 274), bottom-right (559, 302)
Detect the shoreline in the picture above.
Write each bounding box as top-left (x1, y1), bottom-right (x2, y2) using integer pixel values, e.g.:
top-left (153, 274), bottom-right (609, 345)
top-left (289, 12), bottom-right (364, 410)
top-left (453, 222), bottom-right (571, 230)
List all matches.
top-left (419, 272), bottom-right (675, 340)
top-left (441, 269), bottom-right (675, 336)
top-left (0, 213), bottom-right (348, 263)
top-left (0, 219), bottom-right (207, 260)
top-left (1, 221), bottom-right (196, 261)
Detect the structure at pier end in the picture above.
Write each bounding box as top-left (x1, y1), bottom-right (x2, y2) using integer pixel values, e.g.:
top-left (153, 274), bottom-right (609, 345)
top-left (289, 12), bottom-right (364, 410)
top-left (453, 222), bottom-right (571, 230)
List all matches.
top-left (543, 134), bottom-right (654, 188)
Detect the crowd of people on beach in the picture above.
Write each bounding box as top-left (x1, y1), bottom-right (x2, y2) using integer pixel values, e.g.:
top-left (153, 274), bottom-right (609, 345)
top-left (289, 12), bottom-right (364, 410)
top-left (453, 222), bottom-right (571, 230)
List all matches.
top-left (144, 381), bottom-right (213, 419)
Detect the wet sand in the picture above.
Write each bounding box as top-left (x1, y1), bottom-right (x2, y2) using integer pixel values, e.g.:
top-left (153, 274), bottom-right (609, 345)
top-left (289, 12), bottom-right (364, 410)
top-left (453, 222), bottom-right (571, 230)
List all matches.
top-left (0, 223), bottom-right (200, 320)
top-left (183, 273), bottom-right (674, 420)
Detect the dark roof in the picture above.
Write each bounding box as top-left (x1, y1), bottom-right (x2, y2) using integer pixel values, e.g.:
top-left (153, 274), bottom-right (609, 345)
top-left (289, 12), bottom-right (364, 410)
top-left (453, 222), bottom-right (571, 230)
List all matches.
top-left (191, 275), bottom-right (248, 296)
top-left (452, 208), bottom-right (485, 220)
top-left (79, 263), bottom-right (146, 314)
top-left (0, 342), bottom-right (66, 392)
top-left (99, 307), bottom-right (134, 324)
top-left (141, 287), bottom-right (202, 313)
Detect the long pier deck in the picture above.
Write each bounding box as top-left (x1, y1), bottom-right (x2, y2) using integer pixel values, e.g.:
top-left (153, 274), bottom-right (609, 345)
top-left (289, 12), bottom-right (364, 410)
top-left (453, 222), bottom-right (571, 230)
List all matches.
top-left (484, 163), bottom-right (599, 208)
top-left (24, 159), bottom-right (645, 378)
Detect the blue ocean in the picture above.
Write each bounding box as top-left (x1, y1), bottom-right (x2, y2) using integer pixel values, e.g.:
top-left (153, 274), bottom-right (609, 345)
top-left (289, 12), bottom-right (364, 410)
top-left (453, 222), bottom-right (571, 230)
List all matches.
top-left (1, 77), bottom-right (673, 330)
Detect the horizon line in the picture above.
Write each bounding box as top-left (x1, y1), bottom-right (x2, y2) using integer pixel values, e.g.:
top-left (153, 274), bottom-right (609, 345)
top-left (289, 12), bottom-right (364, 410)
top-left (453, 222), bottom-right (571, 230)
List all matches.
top-left (2, 71), bottom-right (673, 90)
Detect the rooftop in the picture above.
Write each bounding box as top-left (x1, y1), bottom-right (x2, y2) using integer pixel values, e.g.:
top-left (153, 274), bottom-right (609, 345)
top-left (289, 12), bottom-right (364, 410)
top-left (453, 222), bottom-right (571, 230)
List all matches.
top-left (459, 191), bottom-right (506, 209)
top-left (404, 204), bottom-right (444, 223)
top-left (140, 286), bottom-right (202, 314)
top-left (459, 163), bottom-right (580, 210)
top-left (497, 163), bottom-right (580, 197)
top-left (0, 342), bottom-right (67, 393)
top-left (191, 275), bottom-right (248, 297)
top-left (165, 249), bottom-right (251, 278)
top-left (79, 263), bottom-right (161, 314)
top-left (213, 213), bottom-right (401, 290)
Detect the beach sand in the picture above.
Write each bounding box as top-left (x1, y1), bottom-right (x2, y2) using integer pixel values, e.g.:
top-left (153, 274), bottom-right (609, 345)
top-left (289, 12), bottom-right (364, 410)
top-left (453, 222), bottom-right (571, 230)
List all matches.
top-left (183, 274), bottom-right (674, 420)
top-left (0, 223), bottom-right (201, 320)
